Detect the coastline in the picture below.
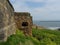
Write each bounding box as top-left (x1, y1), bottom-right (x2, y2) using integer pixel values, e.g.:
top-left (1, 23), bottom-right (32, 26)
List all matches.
top-left (32, 24), bottom-right (60, 30)
top-left (32, 24), bottom-right (46, 29)
top-left (47, 27), bottom-right (60, 30)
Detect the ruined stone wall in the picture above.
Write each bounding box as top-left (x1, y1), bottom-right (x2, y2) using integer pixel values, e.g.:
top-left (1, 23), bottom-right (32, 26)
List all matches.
top-left (14, 12), bottom-right (32, 36)
top-left (0, 0), bottom-right (16, 41)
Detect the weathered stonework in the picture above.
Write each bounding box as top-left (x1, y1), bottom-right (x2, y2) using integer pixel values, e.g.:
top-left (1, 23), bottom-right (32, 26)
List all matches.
top-left (0, 0), bottom-right (16, 41)
top-left (14, 12), bottom-right (33, 36)
top-left (0, 0), bottom-right (33, 42)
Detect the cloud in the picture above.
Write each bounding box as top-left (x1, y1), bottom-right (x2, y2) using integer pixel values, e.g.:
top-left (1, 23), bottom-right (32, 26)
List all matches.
top-left (26, 0), bottom-right (46, 2)
top-left (10, 0), bottom-right (60, 20)
top-left (10, 0), bottom-right (30, 12)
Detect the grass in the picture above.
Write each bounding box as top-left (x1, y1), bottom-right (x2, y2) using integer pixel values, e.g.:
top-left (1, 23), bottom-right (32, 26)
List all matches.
top-left (0, 28), bottom-right (60, 45)
top-left (0, 30), bottom-right (40, 45)
top-left (32, 28), bottom-right (60, 45)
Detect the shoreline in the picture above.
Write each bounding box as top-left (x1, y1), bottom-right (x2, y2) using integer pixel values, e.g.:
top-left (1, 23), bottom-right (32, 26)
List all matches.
top-left (47, 27), bottom-right (60, 30)
top-left (32, 24), bottom-right (60, 30)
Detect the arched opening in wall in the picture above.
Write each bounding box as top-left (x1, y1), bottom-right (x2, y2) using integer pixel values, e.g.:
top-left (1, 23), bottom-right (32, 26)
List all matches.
top-left (22, 22), bottom-right (28, 26)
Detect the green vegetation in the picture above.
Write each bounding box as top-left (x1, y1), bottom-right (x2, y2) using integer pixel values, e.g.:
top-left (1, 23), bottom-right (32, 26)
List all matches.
top-left (32, 28), bottom-right (60, 45)
top-left (0, 30), bottom-right (40, 45)
top-left (0, 29), bottom-right (60, 45)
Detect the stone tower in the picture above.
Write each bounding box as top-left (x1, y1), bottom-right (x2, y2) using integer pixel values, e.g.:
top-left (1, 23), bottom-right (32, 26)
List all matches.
top-left (14, 12), bottom-right (32, 36)
top-left (0, 0), bottom-right (16, 41)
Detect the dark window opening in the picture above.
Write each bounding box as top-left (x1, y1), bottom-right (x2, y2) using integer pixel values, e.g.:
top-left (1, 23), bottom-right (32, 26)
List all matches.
top-left (22, 22), bottom-right (28, 26)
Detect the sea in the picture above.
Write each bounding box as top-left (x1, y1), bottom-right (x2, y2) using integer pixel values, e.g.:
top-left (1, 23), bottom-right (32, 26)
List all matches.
top-left (33, 21), bottom-right (60, 30)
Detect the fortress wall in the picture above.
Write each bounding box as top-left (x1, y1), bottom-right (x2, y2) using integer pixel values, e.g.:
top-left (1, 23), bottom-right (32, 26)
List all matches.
top-left (14, 12), bottom-right (33, 36)
top-left (0, 0), bottom-right (16, 41)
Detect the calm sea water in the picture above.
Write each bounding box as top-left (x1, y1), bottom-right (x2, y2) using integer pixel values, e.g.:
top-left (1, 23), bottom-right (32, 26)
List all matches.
top-left (33, 21), bottom-right (60, 29)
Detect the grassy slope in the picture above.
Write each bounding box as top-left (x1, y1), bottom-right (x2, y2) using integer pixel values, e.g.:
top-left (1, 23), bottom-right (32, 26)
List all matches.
top-left (32, 28), bottom-right (60, 45)
top-left (0, 29), bottom-right (60, 45)
top-left (0, 30), bottom-right (40, 45)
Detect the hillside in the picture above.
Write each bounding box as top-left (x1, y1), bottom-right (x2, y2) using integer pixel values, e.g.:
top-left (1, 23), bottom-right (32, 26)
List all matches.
top-left (0, 29), bottom-right (60, 45)
top-left (32, 29), bottom-right (60, 45)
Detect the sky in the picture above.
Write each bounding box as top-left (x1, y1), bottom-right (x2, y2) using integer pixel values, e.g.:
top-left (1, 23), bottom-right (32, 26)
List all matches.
top-left (10, 0), bottom-right (60, 21)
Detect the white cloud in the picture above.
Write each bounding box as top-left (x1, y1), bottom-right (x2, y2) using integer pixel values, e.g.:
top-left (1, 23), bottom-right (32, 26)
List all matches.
top-left (10, 0), bottom-right (60, 20)
top-left (26, 0), bottom-right (45, 2)
top-left (10, 0), bottom-right (30, 12)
